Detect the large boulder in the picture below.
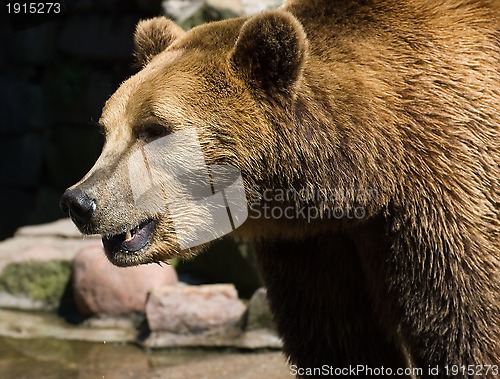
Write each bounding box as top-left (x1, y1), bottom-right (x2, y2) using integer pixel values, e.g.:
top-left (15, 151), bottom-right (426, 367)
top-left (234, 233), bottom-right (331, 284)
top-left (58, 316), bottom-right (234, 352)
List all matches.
top-left (0, 258), bottom-right (71, 311)
top-left (73, 245), bottom-right (178, 315)
top-left (146, 284), bottom-right (246, 333)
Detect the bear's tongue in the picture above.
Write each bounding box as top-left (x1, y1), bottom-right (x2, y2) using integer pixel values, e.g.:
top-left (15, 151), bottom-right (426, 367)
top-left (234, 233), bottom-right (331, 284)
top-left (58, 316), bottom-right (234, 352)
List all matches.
top-left (102, 220), bottom-right (155, 253)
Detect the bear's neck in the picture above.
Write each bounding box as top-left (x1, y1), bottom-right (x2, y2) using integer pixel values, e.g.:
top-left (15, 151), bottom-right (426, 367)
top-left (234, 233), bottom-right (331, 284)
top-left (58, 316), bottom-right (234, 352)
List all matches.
top-left (247, 62), bottom-right (404, 219)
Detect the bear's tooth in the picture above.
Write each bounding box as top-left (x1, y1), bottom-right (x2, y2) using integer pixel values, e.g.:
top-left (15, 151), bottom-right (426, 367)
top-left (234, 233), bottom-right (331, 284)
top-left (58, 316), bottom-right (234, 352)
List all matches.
top-left (125, 230), bottom-right (132, 241)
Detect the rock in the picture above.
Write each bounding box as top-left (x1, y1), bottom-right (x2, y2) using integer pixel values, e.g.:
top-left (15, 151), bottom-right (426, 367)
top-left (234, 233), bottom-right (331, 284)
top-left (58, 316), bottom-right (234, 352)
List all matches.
top-left (0, 259), bottom-right (72, 310)
top-left (143, 327), bottom-right (283, 349)
top-left (245, 287), bottom-right (275, 331)
top-left (0, 308), bottom-right (136, 342)
top-left (142, 283), bottom-right (282, 349)
top-left (146, 284), bottom-right (246, 333)
top-left (15, 218), bottom-right (87, 239)
top-left (207, 0), bottom-right (242, 14)
top-left (0, 235), bottom-right (99, 273)
top-left (162, 0), bottom-right (238, 29)
top-left (162, 0), bottom-right (204, 21)
top-left (73, 245), bottom-right (178, 315)
top-left (241, 0), bottom-right (283, 15)
top-left (162, 0), bottom-right (243, 20)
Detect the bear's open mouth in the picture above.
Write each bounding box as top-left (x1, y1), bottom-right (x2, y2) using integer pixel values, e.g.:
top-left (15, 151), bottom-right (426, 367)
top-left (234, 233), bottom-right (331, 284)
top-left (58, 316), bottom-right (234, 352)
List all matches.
top-left (102, 219), bottom-right (156, 254)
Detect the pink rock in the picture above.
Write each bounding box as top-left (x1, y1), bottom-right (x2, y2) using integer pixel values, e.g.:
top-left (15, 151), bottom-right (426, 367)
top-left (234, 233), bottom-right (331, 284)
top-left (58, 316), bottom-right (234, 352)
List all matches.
top-left (146, 284), bottom-right (246, 333)
top-left (73, 245), bottom-right (178, 315)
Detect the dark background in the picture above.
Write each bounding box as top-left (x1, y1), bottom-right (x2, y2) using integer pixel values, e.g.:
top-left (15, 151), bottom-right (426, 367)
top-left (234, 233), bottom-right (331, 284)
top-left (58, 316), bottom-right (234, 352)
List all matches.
top-left (0, 0), bottom-right (262, 297)
top-left (0, 0), bottom-right (166, 240)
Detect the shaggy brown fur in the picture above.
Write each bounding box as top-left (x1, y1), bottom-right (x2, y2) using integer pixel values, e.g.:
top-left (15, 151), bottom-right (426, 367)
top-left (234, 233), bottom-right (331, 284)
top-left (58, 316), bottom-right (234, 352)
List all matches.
top-left (63, 0), bottom-right (499, 377)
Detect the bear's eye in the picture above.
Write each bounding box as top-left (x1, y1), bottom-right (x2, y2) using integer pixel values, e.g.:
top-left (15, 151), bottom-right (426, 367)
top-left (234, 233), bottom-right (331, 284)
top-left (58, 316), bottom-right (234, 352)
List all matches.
top-left (136, 124), bottom-right (169, 143)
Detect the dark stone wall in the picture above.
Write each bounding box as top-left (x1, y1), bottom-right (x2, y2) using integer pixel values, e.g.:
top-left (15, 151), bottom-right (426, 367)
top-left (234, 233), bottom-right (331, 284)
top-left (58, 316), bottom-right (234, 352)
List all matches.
top-left (0, 0), bottom-right (163, 239)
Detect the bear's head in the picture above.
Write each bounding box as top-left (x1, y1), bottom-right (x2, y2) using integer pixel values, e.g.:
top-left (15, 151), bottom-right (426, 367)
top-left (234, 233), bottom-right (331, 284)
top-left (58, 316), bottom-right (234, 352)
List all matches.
top-left (60, 10), bottom-right (309, 266)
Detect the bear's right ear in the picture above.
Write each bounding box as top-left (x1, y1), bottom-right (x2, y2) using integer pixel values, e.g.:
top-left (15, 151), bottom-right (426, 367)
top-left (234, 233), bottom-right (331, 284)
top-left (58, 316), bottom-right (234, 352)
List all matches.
top-left (230, 10), bottom-right (308, 94)
top-left (134, 17), bottom-right (185, 67)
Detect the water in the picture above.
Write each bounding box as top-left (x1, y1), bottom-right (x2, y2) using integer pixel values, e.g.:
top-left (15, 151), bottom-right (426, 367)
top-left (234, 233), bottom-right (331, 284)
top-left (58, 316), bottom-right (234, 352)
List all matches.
top-left (0, 337), bottom-right (288, 379)
top-left (0, 336), bottom-right (224, 379)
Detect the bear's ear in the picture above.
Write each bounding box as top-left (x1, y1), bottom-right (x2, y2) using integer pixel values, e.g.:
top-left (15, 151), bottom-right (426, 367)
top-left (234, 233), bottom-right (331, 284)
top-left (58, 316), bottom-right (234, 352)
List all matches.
top-left (134, 17), bottom-right (185, 67)
top-left (230, 10), bottom-right (308, 93)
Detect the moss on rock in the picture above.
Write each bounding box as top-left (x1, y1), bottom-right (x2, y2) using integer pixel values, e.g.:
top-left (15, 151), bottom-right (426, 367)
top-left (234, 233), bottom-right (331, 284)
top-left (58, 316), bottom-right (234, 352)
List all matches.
top-left (0, 260), bottom-right (71, 306)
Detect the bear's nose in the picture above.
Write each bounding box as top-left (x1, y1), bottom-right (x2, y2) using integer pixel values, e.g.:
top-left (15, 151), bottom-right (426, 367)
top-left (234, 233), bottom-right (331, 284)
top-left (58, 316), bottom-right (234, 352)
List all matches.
top-left (60, 189), bottom-right (96, 230)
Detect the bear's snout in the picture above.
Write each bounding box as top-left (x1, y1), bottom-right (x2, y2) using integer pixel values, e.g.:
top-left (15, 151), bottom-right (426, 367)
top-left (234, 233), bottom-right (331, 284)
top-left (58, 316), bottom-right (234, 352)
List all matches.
top-left (60, 189), bottom-right (97, 233)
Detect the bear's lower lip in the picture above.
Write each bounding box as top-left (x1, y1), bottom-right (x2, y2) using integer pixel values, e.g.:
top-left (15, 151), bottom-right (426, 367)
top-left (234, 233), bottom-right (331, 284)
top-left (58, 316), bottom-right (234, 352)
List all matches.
top-left (102, 220), bottom-right (155, 254)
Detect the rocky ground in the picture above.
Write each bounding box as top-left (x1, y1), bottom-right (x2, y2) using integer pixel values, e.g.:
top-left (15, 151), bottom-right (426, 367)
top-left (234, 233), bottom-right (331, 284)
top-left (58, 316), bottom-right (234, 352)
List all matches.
top-left (0, 219), bottom-right (281, 347)
top-left (0, 219), bottom-right (288, 377)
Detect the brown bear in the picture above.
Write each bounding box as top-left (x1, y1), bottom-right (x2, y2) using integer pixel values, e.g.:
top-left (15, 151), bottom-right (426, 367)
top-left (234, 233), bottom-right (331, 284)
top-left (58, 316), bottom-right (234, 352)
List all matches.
top-left (60, 0), bottom-right (500, 377)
